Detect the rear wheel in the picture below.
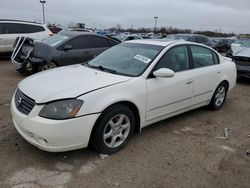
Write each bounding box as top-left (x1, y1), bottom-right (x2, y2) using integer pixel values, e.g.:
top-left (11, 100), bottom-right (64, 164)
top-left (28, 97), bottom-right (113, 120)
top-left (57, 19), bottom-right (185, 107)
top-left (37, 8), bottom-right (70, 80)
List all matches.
top-left (39, 62), bottom-right (57, 72)
top-left (209, 82), bottom-right (228, 110)
top-left (91, 104), bottom-right (135, 154)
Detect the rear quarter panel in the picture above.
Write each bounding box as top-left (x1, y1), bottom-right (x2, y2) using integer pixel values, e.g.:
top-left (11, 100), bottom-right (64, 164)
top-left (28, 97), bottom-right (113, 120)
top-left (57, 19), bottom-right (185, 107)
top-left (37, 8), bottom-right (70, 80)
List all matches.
top-left (219, 56), bottom-right (237, 91)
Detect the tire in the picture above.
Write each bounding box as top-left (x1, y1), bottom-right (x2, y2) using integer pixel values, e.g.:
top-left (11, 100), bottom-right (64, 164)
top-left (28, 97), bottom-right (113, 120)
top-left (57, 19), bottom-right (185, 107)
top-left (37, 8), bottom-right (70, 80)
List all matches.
top-left (38, 62), bottom-right (57, 72)
top-left (91, 104), bottom-right (135, 154)
top-left (209, 82), bottom-right (228, 110)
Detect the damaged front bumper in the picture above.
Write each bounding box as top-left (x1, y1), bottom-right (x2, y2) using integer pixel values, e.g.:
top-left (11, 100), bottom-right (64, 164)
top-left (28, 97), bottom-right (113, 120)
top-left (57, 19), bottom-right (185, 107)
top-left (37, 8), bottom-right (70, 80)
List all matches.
top-left (11, 36), bottom-right (45, 73)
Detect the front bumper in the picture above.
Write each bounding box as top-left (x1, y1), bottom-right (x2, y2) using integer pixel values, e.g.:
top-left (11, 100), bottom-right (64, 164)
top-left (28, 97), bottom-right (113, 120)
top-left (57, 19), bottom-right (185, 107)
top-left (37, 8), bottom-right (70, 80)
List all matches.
top-left (10, 96), bottom-right (100, 152)
top-left (236, 65), bottom-right (250, 78)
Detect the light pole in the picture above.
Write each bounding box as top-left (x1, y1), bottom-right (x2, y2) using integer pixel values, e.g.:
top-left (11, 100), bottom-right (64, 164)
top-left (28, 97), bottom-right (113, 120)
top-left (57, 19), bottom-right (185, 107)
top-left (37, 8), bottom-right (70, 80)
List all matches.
top-left (40, 0), bottom-right (46, 24)
top-left (154, 16), bottom-right (158, 33)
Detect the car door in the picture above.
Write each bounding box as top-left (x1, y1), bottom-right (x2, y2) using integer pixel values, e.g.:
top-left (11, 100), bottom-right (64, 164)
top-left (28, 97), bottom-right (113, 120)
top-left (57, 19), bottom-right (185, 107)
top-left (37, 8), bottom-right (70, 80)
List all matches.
top-left (146, 45), bottom-right (193, 123)
top-left (87, 35), bottom-right (110, 58)
top-left (188, 45), bottom-right (221, 105)
top-left (1, 23), bottom-right (22, 52)
top-left (56, 35), bottom-right (92, 66)
top-left (0, 23), bottom-right (5, 52)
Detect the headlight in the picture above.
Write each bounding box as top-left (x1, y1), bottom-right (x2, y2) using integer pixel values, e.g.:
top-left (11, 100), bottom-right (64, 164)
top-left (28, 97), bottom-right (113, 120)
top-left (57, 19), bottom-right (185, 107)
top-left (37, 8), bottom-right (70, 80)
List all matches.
top-left (39, 99), bottom-right (83, 120)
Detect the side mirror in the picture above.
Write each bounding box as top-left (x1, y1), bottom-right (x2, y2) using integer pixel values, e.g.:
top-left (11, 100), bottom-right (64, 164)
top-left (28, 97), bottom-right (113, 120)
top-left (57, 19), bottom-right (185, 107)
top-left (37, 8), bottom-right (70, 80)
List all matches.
top-left (63, 45), bottom-right (72, 51)
top-left (153, 68), bottom-right (175, 78)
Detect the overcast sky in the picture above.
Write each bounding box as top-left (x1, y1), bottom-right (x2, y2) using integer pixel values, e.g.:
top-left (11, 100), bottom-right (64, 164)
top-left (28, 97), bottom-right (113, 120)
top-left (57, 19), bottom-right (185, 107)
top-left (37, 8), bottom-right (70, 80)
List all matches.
top-left (0, 0), bottom-right (250, 33)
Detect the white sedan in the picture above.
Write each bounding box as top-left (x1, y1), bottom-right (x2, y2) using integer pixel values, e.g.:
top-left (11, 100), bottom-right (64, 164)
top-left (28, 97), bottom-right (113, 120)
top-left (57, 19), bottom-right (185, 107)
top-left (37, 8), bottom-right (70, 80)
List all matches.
top-left (11, 40), bottom-right (236, 154)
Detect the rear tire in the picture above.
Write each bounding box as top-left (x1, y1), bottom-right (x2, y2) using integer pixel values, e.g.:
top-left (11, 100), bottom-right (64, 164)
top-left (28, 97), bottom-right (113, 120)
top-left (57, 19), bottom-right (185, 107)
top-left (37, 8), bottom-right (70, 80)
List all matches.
top-left (38, 62), bottom-right (57, 72)
top-left (91, 104), bottom-right (135, 154)
top-left (209, 82), bottom-right (228, 110)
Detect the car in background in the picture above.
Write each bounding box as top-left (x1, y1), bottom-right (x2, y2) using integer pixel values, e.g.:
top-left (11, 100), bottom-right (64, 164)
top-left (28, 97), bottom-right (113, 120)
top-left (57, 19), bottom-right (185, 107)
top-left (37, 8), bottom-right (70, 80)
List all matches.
top-left (232, 40), bottom-right (250, 78)
top-left (0, 19), bottom-right (53, 54)
top-left (226, 39), bottom-right (249, 58)
top-left (114, 34), bottom-right (143, 42)
top-left (166, 34), bottom-right (217, 49)
top-left (11, 40), bottom-right (236, 154)
top-left (11, 31), bottom-right (119, 73)
top-left (211, 38), bottom-right (234, 52)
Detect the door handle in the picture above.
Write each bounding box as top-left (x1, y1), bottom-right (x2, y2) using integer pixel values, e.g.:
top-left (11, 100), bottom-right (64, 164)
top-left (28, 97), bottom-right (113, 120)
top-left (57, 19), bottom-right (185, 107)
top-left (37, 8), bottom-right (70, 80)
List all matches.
top-left (186, 80), bottom-right (193, 85)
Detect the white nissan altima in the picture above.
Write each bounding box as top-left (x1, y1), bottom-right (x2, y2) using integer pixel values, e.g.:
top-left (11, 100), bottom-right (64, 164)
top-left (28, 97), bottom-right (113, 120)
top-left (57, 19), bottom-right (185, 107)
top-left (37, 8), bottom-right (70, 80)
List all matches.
top-left (11, 40), bottom-right (236, 154)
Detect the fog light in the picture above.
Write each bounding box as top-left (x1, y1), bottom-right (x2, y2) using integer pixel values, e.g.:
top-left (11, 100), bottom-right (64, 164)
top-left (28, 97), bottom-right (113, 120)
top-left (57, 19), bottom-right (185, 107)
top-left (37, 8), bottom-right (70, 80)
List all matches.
top-left (37, 137), bottom-right (48, 145)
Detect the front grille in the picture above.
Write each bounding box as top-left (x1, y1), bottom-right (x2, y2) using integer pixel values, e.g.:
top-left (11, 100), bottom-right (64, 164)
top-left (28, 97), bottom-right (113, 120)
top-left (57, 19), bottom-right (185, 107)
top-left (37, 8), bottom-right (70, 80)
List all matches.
top-left (234, 56), bottom-right (250, 66)
top-left (235, 60), bottom-right (250, 66)
top-left (15, 89), bottom-right (35, 115)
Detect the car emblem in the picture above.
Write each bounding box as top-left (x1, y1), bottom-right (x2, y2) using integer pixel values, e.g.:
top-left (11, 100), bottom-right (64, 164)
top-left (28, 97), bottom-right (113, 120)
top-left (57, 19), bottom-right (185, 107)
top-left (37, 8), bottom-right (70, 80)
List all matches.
top-left (17, 97), bottom-right (22, 107)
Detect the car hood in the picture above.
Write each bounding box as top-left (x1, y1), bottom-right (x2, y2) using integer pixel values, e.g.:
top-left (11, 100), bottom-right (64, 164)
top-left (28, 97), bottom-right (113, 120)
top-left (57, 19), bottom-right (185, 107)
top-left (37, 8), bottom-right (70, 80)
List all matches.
top-left (18, 65), bottom-right (131, 104)
top-left (233, 47), bottom-right (250, 57)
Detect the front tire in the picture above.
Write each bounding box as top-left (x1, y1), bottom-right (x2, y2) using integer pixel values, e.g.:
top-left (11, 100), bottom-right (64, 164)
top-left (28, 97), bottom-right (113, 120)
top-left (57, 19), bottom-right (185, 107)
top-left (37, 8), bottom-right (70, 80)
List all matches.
top-left (38, 62), bottom-right (57, 72)
top-left (91, 104), bottom-right (135, 154)
top-left (209, 82), bottom-right (228, 110)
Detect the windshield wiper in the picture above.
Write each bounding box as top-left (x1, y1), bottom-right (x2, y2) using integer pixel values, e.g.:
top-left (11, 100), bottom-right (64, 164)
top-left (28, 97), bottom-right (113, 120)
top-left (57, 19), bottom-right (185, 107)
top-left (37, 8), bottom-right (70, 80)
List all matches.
top-left (87, 64), bottom-right (117, 74)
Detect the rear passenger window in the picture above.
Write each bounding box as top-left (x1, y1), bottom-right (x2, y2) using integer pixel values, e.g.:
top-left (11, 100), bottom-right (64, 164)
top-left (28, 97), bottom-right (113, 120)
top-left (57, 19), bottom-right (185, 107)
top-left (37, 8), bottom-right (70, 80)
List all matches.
top-left (190, 46), bottom-right (214, 68)
top-left (88, 36), bottom-right (109, 48)
top-left (66, 36), bottom-right (89, 50)
top-left (189, 37), bottom-right (197, 42)
top-left (106, 39), bottom-right (118, 47)
top-left (23, 24), bottom-right (45, 33)
top-left (155, 45), bottom-right (190, 72)
top-left (2, 23), bottom-right (23, 34)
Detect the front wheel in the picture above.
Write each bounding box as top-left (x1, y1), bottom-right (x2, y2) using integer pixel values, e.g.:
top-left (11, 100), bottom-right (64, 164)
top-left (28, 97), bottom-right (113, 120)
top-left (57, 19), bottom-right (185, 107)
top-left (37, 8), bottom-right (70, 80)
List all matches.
top-left (38, 62), bottom-right (57, 72)
top-left (91, 104), bottom-right (135, 154)
top-left (209, 82), bottom-right (228, 110)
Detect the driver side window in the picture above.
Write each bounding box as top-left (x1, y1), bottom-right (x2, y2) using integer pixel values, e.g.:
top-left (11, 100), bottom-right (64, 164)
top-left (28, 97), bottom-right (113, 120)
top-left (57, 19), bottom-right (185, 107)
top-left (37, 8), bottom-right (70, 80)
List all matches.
top-left (155, 45), bottom-right (190, 72)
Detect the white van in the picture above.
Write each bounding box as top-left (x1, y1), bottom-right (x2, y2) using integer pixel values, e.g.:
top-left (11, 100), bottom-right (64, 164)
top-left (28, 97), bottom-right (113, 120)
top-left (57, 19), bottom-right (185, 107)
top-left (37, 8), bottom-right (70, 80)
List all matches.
top-left (0, 19), bottom-right (53, 53)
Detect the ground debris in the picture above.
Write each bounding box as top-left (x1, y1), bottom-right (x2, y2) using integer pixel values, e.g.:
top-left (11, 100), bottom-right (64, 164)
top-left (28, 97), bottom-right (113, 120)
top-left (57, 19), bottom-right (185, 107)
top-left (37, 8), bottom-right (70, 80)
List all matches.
top-left (100, 154), bottom-right (108, 159)
top-left (247, 151), bottom-right (250, 157)
top-left (216, 128), bottom-right (232, 140)
top-left (224, 128), bottom-right (232, 138)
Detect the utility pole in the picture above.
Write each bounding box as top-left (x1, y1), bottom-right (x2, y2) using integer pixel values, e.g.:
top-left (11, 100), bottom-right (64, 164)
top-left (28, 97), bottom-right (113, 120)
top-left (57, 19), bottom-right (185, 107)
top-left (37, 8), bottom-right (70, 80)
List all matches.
top-left (40, 0), bottom-right (46, 24)
top-left (154, 16), bottom-right (158, 33)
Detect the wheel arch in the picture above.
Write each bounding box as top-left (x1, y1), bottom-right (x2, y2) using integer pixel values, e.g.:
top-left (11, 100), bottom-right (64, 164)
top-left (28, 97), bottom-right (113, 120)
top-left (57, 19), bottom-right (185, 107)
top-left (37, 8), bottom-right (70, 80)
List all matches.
top-left (89, 100), bottom-right (141, 143)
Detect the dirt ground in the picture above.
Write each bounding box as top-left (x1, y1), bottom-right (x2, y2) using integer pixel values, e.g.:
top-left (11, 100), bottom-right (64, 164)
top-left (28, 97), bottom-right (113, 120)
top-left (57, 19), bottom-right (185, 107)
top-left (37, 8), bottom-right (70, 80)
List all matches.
top-left (0, 58), bottom-right (250, 188)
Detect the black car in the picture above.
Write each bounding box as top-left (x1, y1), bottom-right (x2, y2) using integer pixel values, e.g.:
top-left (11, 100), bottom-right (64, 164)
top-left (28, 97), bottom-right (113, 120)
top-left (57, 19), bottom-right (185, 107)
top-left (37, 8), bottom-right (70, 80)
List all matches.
top-left (232, 41), bottom-right (250, 79)
top-left (211, 38), bottom-right (234, 52)
top-left (166, 34), bottom-right (216, 48)
top-left (11, 31), bottom-right (120, 73)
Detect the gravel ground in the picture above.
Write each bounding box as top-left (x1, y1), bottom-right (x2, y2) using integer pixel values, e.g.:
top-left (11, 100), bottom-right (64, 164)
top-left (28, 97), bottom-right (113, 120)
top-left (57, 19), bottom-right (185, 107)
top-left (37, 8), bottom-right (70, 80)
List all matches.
top-left (0, 59), bottom-right (250, 188)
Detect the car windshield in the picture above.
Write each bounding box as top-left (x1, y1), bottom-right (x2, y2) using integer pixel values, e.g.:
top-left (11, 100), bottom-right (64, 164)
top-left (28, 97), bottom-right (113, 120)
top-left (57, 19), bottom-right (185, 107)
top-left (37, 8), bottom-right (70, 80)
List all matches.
top-left (87, 43), bottom-right (163, 77)
top-left (233, 40), bottom-right (246, 45)
top-left (42, 34), bottom-right (69, 46)
top-left (241, 41), bottom-right (250, 48)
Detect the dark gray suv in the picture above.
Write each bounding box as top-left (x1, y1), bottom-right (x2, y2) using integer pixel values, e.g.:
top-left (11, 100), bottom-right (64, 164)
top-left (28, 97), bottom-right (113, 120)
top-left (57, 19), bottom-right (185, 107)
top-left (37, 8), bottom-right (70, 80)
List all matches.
top-left (12, 31), bottom-right (119, 73)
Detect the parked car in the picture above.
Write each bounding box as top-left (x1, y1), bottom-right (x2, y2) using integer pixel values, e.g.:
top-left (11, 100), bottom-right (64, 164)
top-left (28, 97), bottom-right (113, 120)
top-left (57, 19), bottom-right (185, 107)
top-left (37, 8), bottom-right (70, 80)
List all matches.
top-left (166, 34), bottom-right (217, 49)
top-left (11, 40), bottom-right (236, 154)
top-left (11, 31), bottom-right (120, 73)
top-left (114, 34), bottom-right (143, 42)
top-left (226, 39), bottom-right (249, 58)
top-left (211, 38), bottom-right (233, 52)
top-left (0, 19), bottom-right (52, 54)
top-left (232, 40), bottom-right (250, 78)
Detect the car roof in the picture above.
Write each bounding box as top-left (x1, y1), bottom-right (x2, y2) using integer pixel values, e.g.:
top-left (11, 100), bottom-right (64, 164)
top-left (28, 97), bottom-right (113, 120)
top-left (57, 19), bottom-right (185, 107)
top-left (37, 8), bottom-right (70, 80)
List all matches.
top-left (0, 19), bottom-right (43, 26)
top-left (59, 31), bottom-right (104, 37)
top-left (126, 39), bottom-right (213, 48)
top-left (169, 33), bottom-right (207, 37)
top-left (126, 39), bottom-right (179, 47)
